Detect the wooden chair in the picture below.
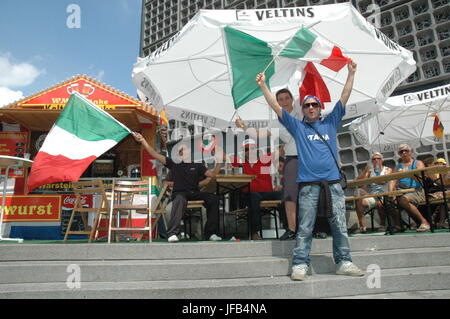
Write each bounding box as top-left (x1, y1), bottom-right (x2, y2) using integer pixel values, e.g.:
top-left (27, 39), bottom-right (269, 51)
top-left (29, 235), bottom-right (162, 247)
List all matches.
top-left (227, 199), bottom-right (283, 239)
top-left (108, 179), bottom-right (168, 243)
top-left (105, 190), bottom-right (133, 242)
top-left (162, 185), bottom-right (205, 240)
top-left (260, 200), bottom-right (283, 239)
top-left (64, 180), bottom-right (110, 243)
top-left (183, 200), bottom-right (205, 240)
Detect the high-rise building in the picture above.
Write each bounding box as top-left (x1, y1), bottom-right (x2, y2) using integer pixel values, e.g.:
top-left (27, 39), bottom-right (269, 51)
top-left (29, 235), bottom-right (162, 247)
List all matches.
top-left (140, 0), bottom-right (449, 93)
top-left (139, 0), bottom-right (450, 182)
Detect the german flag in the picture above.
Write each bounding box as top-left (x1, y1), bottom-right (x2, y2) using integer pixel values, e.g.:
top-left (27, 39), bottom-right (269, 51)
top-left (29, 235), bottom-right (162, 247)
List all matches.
top-left (433, 114), bottom-right (444, 139)
top-left (159, 108), bottom-right (168, 127)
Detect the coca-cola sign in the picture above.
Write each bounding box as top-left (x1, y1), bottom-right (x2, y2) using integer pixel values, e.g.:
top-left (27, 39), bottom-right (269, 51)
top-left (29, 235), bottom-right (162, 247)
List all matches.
top-left (61, 194), bottom-right (93, 209)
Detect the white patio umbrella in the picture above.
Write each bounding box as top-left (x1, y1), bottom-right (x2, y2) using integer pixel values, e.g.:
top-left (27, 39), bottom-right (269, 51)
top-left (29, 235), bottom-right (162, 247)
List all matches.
top-left (132, 3), bottom-right (416, 130)
top-left (349, 84), bottom-right (450, 163)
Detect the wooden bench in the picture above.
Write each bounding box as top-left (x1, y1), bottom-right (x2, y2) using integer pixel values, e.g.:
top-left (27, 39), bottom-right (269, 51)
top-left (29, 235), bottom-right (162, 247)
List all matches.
top-left (345, 188), bottom-right (415, 202)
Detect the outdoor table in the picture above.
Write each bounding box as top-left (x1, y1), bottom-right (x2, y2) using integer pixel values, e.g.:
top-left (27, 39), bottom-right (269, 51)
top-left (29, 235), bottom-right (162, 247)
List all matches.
top-left (346, 188), bottom-right (415, 234)
top-left (203, 174), bottom-right (255, 239)
top-left (0, 155), bottom-right (33, 243)
top-left (347, 165), bottom-right (450, 233)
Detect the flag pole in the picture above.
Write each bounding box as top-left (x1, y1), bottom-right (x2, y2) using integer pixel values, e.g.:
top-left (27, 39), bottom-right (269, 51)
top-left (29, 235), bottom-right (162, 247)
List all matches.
top-left (72, 92), bottom-right (132, 133)
top-left (261, 21), bottom-right (322, 75)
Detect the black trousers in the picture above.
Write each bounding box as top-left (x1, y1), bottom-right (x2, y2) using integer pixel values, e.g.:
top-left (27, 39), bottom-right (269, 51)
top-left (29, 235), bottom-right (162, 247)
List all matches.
top-left (167, 191), bottom-right (219, 239)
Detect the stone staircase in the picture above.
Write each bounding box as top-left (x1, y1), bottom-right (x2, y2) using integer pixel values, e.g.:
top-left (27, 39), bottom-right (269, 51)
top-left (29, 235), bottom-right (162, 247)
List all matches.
top-left (0, 232), bottom-right (449, 298)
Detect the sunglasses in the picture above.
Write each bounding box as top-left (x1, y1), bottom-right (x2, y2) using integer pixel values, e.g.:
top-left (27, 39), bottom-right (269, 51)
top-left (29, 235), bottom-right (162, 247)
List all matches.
top-left (303, 102), bottom-right (319, 108)
top-left (372, 158), bottom-right (382, 160)
top-left (398, 149), bottom-right (409, 154)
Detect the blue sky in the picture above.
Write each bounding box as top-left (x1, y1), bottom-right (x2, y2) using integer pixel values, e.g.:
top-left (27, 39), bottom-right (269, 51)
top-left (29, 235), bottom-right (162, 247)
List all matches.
top-left (0, 0), bottom-right (142, 106)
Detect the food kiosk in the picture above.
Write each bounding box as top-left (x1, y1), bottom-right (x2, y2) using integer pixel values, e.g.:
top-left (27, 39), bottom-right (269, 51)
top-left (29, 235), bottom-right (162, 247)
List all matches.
top-left (0, 75), bottom-right (160, 240)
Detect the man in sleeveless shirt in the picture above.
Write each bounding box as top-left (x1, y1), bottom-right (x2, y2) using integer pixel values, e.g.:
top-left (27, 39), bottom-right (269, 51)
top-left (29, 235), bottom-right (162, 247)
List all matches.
top-left (355, 152), bottom-right (392, 233)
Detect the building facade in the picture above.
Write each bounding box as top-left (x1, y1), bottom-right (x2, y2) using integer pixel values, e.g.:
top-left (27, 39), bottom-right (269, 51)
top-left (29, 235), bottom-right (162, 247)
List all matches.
top-left (140, 0), bottom-right (450, 183)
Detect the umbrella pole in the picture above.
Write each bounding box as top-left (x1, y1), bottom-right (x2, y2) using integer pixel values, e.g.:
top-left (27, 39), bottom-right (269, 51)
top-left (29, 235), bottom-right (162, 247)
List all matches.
top-left (442, 132), bottom-right (449, 165)
top-left (437, 104), bottom-right (449, 164)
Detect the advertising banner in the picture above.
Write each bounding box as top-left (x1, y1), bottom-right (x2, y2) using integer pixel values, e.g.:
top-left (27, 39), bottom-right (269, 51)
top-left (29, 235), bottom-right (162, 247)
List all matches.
top-left (2, 195), bottom-right (61, 222)
top-left (17, 77), bottom-right (143, 110)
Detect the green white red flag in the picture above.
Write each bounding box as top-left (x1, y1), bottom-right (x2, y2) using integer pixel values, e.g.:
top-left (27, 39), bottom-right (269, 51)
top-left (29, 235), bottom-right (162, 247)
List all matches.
top-left (27, 92), bottom-right (130, 193)
top-left (224, 26), bottom-right (350, 109)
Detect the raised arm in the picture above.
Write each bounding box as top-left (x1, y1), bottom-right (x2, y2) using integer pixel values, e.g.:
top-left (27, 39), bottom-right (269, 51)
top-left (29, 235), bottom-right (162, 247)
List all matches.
top-left (132, 132), bottom-right (166, 165)
top-left (340, 61), bottom-right (357, 107)
top-left (256, 72), bottom-right (283, 118)
top-left (236, 117), bottom-right (271, 139)
top-left (357, 164), bottom-right (371, 180)
top-left (204, 145), bottom-right (227, 178)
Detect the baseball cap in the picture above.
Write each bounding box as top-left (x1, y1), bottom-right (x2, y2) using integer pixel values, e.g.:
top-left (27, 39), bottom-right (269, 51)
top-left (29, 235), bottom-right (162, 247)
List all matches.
top-left (435, 158), bottom-right (447, 165)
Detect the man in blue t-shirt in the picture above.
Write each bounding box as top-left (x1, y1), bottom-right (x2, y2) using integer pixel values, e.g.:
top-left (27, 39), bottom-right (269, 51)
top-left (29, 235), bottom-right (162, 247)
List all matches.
top-left (256, 61), bottom-right (364, 281)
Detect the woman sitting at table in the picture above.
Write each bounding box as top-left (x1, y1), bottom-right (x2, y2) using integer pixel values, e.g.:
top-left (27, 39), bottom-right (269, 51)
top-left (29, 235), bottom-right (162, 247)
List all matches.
top-left (230, 139), bottom-right (281, 240)
top-left (388, 144), bottom-right (431, 232)
top-left (354, 152), bottom-right (392, 233)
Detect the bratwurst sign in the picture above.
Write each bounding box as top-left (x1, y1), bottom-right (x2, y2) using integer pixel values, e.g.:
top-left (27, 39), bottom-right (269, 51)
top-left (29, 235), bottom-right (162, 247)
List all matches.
top-left (2, 195), bottom-right (61, 222)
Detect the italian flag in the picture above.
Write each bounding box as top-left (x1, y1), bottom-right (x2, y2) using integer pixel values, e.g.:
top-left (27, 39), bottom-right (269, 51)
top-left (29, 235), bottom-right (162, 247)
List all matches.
top-left (27, 92), bottom-right (130, 193)
top-left (224, 26), bottom-right (350, 108)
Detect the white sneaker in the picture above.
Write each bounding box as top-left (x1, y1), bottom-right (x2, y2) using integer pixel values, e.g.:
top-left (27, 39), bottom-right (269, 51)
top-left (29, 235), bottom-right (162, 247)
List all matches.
top-left (209, 234), bottom-right (222, 241)
top-left (168, 235), bottom-right (179, 243)
top-left (291, 264), bottom-right (308, 281)
top-left (336, 261), bottom-right (365, 276)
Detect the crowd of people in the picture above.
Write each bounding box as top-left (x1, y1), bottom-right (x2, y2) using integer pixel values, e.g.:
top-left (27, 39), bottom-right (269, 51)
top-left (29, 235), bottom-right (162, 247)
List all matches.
top-left (354, 145), bottom-right (449, 234)
top-left (132, 60), bottom-right (448, 281)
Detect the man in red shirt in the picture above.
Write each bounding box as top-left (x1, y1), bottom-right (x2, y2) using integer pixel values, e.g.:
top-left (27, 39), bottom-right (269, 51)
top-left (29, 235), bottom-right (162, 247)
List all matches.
top-left (232, 139), bottom-right (281, 240)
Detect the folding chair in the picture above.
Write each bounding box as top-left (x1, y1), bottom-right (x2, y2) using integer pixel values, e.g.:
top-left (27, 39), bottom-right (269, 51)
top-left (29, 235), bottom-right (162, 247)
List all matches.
top-left (260, 200), bottom-right (283, 239)
top-left (64, 180), bottom-right (110, 243)
top-left (227, 198), bottom-right (283, 239)
top-left (183, 200), bottom-right (205, 240)
top-left (108, 179), bottom-right (168, 243)
top-left (365, 207), bottom-right (377, 232)
top-left (105, 190), bottom-right (133, 242)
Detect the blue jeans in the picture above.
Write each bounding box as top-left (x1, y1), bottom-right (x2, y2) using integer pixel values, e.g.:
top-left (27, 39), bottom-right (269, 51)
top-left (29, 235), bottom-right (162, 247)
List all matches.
top-left (292, 183), bottom-right (352, 266)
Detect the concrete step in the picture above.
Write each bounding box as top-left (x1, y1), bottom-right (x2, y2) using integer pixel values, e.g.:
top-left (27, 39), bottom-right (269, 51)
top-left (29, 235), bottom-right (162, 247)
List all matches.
top-left (0, 233), bottom-right (449, 261)
top-left (1, 265), bottom-right (449, 299)
top-left (332, 289), bottom-right (450, 299)
top-left (1, 247), bottom-right (449, 284)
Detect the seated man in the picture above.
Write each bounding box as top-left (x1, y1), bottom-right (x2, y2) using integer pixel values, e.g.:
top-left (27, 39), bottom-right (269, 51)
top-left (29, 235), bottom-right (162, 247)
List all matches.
top-left (132, 132), bottom-right (223, 242)
top-left (355, 152), bottom-right (392, 233)
top-left (231, 138), bottom-right (281, 240)
top-left (163, 170), bottom-right (214, 239)
top-left (388, 144), bottom-right (430, 232)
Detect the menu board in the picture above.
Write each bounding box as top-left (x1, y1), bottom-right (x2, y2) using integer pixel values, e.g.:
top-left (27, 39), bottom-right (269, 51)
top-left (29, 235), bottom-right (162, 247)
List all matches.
top-left (0, 132), bottom-right (28, 177)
